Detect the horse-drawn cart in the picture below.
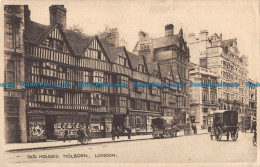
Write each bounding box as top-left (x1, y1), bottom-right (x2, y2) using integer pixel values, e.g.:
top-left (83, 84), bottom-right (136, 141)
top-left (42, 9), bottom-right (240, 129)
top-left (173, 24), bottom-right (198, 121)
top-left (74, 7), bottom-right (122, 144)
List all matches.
top-left (151, 117), bottom-right (179, 138)
top-left (210, 110), bottom-right (238, 141)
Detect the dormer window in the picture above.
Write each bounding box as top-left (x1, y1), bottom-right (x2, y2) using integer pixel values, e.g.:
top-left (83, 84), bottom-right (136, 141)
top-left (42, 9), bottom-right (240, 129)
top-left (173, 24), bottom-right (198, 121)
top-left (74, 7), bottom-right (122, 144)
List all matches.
top-left (138, 64), bottom-right (146, 73)
top-left (153, 70), bottom-right (159, 78)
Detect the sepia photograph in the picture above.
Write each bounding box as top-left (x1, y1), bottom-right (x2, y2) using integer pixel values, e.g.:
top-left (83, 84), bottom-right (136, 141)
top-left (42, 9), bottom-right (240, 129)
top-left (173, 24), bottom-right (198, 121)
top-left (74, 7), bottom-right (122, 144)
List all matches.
top-left (0, 0), bottom-right (259, 166)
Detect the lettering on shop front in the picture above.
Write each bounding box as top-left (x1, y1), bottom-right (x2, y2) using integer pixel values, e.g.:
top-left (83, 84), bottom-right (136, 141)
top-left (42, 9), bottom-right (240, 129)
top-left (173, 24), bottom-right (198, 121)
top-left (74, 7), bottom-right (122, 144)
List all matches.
top-left (27, 110), bottom-right (89, 115)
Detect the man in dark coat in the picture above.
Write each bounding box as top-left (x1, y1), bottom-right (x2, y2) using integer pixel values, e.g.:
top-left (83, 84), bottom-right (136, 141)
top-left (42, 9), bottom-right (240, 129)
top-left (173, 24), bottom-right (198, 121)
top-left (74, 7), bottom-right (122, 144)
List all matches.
top-left (127, 127), bottom-right (131, 139)
top-left (116, 126), bottom-right (120, 139)
top-left (63, 129), bottom-right (69, 142)
top-left (111, 127), bottom-right (116, 141)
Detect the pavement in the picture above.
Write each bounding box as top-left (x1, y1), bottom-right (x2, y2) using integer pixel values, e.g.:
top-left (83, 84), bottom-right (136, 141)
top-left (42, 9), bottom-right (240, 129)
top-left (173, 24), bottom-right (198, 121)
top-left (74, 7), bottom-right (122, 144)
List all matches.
top-left (5, 129), bottom-right (209, 152)
top-left (4, 130), bottom-right (256, 163)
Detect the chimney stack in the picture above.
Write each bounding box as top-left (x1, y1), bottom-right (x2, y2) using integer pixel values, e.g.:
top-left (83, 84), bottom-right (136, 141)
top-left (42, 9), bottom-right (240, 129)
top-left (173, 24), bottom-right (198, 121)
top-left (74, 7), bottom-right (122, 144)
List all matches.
top-left (165, 24), bottom-right (174, 37)
top-left (99, 28), bottom-right (119, 47)
top-left (199, 30), bottom-right (208, 41)
top-left (138, 31), bottom-right (149, 42)
top-left (49, 5), bottom-right (67, 29)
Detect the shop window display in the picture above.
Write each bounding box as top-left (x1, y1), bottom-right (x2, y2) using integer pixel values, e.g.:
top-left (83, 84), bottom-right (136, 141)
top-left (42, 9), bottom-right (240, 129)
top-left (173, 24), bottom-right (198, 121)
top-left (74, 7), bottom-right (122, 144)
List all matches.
top-left (28, 116), bottom-right (46, 141)
top-left (54, 116), bottom-right (87, 139)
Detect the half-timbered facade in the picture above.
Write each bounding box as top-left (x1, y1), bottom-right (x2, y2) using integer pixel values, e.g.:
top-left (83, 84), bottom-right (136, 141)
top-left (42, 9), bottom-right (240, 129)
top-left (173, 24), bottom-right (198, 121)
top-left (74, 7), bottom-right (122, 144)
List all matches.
top-left (133, 24), bottom-right (191, 125)
top-left (4, 5), bottom-right (174, 143)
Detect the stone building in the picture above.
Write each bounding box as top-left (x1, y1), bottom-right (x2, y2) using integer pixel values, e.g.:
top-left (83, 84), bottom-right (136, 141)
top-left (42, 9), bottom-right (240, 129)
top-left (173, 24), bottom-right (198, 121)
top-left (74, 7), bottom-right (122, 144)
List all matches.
top-left (247, 79), bottom-right (257, 121)
top-left (189, 63), bottom-right (218, 127)
top-left (187, 31), bottom-right (250, 119)
top-left (133, 24), bottom-right (190, 125)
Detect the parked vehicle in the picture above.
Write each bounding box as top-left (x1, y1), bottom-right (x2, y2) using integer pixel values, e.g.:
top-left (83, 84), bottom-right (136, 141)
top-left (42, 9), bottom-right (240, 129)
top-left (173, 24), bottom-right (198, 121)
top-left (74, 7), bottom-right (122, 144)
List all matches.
top-left (151, 117), bottom-right (179, 138)
top-left (210, 110), bottom-right (238, 141)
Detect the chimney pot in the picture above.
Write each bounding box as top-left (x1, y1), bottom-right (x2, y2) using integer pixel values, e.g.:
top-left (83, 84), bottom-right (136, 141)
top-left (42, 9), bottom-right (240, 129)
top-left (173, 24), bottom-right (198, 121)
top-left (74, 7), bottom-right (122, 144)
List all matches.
top-left (165, 24), bottom-right (174, 36)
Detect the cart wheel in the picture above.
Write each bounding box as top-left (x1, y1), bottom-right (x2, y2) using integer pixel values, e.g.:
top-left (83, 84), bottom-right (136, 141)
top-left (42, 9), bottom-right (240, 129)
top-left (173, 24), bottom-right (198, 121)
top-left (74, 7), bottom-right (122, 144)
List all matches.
top-left (231, 130), bottom-right (238, 141)
top-left (152, 134), bottom-right (156, 139)
top-left (216, 128), bottom-right (222, 141)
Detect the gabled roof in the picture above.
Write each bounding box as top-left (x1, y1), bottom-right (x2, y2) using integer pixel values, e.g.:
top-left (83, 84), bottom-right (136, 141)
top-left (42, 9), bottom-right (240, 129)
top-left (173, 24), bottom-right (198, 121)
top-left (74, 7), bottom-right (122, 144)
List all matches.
top-left (99, 39), bottom-right (119, 62)
top-left (64, 30), bottom-right (94, 56)
top-left (146, 61), bottom-right (159, 75)
top-left (127, 52), bottom-right (144, 70)
top-left (158, 62), bottom-right (173, 80)
top-left (24, 20), bottom-right (53, 43)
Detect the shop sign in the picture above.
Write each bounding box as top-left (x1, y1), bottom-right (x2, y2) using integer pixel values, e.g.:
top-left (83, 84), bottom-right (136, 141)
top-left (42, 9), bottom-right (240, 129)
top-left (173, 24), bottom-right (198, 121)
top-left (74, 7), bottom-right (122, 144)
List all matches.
top-left (27, 110), bottom-right (89, 116)
top-left (4, 90), bottom-right (23, 97)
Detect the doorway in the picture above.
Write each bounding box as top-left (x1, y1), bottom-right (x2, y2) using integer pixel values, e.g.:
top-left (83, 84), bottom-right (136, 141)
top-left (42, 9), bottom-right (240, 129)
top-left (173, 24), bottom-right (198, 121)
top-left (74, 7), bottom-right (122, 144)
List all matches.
top-left (45, 115), bottom-right (57, 140)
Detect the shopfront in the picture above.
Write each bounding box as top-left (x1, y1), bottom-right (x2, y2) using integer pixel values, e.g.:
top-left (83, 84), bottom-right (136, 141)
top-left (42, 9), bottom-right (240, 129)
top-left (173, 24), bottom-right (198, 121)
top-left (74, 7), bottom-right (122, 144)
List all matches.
top-left (27, 110), bottom-right (89, 142)
top-left (128, 111), bottom-right (161, 134)
top-left (89, 113), bottom-right (113, 138)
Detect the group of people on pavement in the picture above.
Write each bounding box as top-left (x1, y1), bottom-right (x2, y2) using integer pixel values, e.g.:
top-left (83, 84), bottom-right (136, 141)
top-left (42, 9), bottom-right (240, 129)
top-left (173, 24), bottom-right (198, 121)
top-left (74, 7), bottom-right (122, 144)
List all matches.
top-left (111, 126), bottom-right (131, 141)
top-left (63, 126), bottom-right (91, 143)
top-left (63, 125), bottom-right (132, 143)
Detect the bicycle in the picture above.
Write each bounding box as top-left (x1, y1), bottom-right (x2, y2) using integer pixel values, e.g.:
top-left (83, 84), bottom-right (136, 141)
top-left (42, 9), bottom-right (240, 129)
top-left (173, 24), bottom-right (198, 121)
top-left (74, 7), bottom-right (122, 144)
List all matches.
top-left (77, 136), bottom-right (92, 145)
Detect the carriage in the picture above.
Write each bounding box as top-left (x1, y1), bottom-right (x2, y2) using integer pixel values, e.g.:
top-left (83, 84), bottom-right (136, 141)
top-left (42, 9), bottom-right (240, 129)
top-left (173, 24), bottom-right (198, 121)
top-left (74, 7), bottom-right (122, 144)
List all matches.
top-left (151, 117), bottom-right (179, 138)
top-left (210, 110), bottom-right (239, 141)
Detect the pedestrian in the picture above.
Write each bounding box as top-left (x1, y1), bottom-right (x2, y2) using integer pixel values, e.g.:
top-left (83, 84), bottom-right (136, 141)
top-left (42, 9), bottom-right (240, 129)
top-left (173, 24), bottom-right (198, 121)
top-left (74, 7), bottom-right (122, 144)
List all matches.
top-left (127, 127), bottom-right (131, 139)
top-left (194, 123), bottom-right (197, 135)
top-left (191, 123), bottom-right (195, 134)
top-left (116, 126), bottom-right (120, 139)
top-left (77, 128), bottom-right (85, 144)
top-left (63, 129), bottom-right (69, 142)
top-left (252, 121), bottom-right (256, 133)
top-left (86, 125), bottom-right (92, 141)
top-left (111, 127), bottom-right (116, 141)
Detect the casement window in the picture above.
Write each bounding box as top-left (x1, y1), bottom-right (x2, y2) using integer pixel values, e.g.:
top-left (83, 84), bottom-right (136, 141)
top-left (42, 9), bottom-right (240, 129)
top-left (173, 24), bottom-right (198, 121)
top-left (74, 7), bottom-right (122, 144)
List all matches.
top-left (5, 60), bottom-right (15, 82)
top-left (5, 22), bottom-right (21, 50)
top-left (38, 89), bottom-right (56, 103)
top-left (119, 96), bottom-right (127, 107)
top-left (137, 64), bottom-right (146, 73)
top-left (83, 71), bottom-right (90, 82)
top-left (117, 75), bottom-right (128, 85)
top-left (42, 62), bottom-right (57, 77)
top-left (151, 86), bottom-right (159, 96)
top-left (91, 93), bottom-right (104, 106)
top-left (135, 100), bottom-right (142, 110)
top-left (93, 71), bottom-right (106, 83)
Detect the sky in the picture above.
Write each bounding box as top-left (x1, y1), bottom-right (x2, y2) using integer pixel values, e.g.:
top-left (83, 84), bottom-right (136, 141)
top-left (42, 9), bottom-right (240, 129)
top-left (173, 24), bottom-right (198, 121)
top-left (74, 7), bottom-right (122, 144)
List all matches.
top-left (27, 0), bottom-right (259, 80)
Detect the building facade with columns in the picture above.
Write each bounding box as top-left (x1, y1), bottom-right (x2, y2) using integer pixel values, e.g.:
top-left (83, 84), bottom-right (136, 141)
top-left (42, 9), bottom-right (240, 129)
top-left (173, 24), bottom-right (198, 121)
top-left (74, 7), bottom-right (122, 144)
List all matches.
top-left (187, 31), bottom-right (251, 120)
top-left (189, 63), bottom-right (218, 127)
